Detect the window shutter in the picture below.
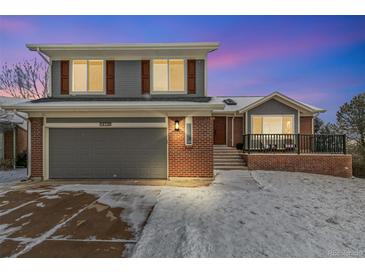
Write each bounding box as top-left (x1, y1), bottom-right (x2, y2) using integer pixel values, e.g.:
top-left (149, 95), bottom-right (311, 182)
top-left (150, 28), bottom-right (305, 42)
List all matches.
top-left (187, 59), bottom-right (196, 94)
top-left (141, 60), bottom-right (150, 95)
top-left (60, 60), bottom-right (69, 95)
top-left (106, 60), bottom-right (115, 95)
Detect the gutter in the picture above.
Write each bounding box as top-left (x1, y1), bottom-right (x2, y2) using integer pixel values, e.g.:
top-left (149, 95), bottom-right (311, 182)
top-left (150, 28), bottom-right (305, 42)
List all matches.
top-left (3, 103), bottom-right (225, 112)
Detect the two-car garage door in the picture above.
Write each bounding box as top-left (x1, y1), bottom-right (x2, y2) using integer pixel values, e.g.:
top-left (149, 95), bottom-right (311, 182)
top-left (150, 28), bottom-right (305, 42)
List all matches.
top-left (49, 128), bottom-right (167, 179)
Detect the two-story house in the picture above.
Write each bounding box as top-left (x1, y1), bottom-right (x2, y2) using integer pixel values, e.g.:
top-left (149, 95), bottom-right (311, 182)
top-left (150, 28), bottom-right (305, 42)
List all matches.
top-left (4, 42), bottom-right (352, 180)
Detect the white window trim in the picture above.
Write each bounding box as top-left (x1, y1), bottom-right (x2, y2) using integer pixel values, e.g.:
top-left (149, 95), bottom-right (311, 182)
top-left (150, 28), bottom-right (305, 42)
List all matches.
top-left (70, 60), bottom-right (106, 95)
top-left (251, 114), bottom-right (295, 134)
top-left (185, 116), bottom-right (193, 145)
top-left (151, 58), bottom-right (187, 94)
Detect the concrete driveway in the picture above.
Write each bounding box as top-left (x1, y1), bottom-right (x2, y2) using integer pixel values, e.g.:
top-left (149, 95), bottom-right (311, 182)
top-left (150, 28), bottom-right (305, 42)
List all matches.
top-left (0, 183), bottom-right (160, 257)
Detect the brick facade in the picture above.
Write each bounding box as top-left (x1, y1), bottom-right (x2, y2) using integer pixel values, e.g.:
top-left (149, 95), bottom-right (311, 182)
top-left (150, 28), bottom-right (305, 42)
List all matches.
top-left (243, 154), bottom-right (352, 178)
top-left (300, 116), bottom-right (313, 134)
top-left (29, 117), bottom-right (43, 179)
top-left (168, 116), bottom-right (213, 178)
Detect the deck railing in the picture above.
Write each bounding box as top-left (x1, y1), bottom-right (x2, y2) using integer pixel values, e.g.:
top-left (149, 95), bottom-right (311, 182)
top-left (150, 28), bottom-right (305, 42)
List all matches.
top-left (242, 134), bottom-right (346, 154)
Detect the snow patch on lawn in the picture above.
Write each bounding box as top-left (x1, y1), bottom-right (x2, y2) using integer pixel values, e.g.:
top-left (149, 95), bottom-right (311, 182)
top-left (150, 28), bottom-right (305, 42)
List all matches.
top-left (133, 170), bottom-right (365, 257)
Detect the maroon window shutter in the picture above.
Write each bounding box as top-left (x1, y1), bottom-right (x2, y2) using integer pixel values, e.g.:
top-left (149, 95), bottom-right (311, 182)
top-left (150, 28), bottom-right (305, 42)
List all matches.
top-left (106, 60), bottom-right (115, 95)
top-left (60, 60), bottom-right (69, 95)
top-left (141, 60), bottom-right (150, 95)
top-left (187, 59), bottom-right (196, 94)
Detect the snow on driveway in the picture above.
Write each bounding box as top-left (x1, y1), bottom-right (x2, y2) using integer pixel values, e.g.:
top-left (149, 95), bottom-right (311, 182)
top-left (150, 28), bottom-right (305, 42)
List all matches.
top-left (132, 170), bottom-right (365, 257)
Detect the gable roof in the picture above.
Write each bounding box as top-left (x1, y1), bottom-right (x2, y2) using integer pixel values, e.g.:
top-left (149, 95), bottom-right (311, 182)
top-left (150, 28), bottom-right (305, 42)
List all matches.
top-left (237, 92), bottom-right (325, 114)
top-left (211, 96), bottom-right (264, 113)
top-left (211, 92), bottom-right (325, 115)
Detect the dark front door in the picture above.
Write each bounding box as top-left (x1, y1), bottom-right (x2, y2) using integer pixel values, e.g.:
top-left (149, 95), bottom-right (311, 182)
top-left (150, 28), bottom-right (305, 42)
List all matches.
top-left (214, 117), bottom-right (226, 145)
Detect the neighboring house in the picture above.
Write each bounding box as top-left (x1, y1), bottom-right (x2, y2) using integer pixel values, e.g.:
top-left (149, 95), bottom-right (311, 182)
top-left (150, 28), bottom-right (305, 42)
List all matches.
top-left (0, 96), bottom-right (28, 168)
top-left (3, 42), bottom-right (352, 179)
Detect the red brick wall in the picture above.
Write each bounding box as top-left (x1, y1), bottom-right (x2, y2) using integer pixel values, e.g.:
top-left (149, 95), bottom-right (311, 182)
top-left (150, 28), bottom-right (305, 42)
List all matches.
top-left (227, 117), bottom-right (232, 146)
top-left (30, 118), bottom-right (43, 179)
top-left (233, 117), bottom-right (243, 146)
top-left (16, 127), bottom-right (27, 154)
top-left (4, 129), bottom-right (14, 162)
top-left (300, 117), bottom-right (313, 134)
top-left (168, 116), bottom-right (213, 178)
top-left (245, 154), bottom-right (352, 178)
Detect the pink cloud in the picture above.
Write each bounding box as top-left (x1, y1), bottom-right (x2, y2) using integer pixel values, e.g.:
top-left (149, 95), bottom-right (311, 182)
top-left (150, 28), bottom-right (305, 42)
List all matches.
top-left (0, 17), bottom-right (34, 33)
top-left (209, 31), bottom-right (365, 70)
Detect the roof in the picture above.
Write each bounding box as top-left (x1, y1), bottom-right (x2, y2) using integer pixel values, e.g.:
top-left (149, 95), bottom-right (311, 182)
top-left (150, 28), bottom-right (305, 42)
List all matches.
top-left (237, 92), bottom-right (325, 114)
top-left (2, 96), bottom-right (225, 112)
top-left (212, 92), bottom-right (325, 114)
top-left (1, 93), bottom-right (325, 115)
top-left (211, 96), bottom-right (264, 113)
top-left (26, 42), bottom-right (220, 59)
top-left (0, 96), bottom-right (28, 106)
top-left (30, 96), bottom-right (212, 103)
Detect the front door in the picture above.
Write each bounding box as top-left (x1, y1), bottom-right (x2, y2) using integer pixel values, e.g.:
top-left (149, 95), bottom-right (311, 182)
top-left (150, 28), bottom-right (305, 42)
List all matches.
top-left (214, 117), bottom-right (226, 145)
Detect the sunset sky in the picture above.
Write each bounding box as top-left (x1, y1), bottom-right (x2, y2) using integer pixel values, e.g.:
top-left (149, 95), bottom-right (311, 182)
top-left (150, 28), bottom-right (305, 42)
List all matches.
top-left (0, 16), bottom-right (364, 121)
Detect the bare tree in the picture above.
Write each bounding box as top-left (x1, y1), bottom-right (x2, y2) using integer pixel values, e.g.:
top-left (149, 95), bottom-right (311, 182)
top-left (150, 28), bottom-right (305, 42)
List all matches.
top-left (0, 58), bottom-right (48, 99)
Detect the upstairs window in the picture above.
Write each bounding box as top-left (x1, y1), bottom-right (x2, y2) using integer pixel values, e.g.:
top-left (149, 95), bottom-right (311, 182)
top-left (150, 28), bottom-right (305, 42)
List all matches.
top-left (72, 60), bottom-right (104, 93)
top-left (152, 59), bottom-right (185, 93)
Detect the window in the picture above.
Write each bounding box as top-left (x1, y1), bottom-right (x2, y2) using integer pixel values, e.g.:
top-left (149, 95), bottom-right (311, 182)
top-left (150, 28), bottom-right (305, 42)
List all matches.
top-left (185, 116), bottom-right (193, 145)
top-left (252, 116), bottom-right (294, 134)
top-left (152, 59), bottom-right (185, 93)
top-left (72, 60), bottom-right (104, 93)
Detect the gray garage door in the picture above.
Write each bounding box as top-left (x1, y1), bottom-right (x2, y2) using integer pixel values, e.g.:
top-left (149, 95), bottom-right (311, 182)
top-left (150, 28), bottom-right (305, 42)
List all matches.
top-left (49, 128), bottom-right (167, 179)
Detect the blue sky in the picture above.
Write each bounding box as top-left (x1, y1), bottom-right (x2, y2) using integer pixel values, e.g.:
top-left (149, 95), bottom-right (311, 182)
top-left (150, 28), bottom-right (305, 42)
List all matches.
top-left (0, 16), bottom-right (364, 121)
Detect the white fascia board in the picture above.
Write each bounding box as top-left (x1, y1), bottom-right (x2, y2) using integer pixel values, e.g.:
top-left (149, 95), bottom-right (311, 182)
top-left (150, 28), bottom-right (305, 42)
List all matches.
top-left (26, 42), bottom-right (220, 51)
top-left (3, 102), bottom-right (225, 112)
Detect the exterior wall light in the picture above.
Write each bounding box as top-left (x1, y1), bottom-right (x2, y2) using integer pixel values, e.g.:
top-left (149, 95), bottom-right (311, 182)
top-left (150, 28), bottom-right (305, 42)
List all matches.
top-left (174, 120), bottom-right (180, 131)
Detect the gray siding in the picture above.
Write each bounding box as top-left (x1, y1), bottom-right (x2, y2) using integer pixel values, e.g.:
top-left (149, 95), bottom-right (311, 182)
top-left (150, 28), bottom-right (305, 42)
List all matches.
top-left (49, 128), bottom-right (167, 179)
top-left (115, 61), bottom-right (141, 97)
top-left (52, 61), bottom-right (61, 97)
top-left (51, 59), bottom-right (205, 97)
top-left (247, 99), bottom-right (299, 133)
top-left (195, 60), bottom-right (205, 96)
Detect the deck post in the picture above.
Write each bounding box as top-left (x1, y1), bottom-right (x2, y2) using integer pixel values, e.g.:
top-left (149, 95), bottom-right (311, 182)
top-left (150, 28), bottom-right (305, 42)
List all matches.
top-left (297, 134), bottom-right (300, 154)
top-left (247, 134), bottom-right (250, 154)
top-left (343, 134), bottom-right (347, 154)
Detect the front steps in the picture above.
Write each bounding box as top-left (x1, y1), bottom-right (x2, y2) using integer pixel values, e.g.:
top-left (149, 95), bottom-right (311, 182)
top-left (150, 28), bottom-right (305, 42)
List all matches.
top-left (214, 145), bottom-right (247, 170)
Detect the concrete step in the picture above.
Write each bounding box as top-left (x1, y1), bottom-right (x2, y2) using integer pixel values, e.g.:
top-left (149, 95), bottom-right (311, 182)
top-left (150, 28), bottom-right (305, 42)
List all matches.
top-left (214, 150), bottom-right (241, 154)
top-left (214, 166), bottom-right (248, 170)
top-left (214, 163), bottom-right (244, 167)
top-left (214, 157), bottom-right (242, 161)
top-left (213, 157), bottom-right (243, 163)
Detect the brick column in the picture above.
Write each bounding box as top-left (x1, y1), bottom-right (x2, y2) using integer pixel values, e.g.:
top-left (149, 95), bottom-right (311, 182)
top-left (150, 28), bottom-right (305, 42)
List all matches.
top-left (29, 117), bottom-right (43, 179)
top-left (168, 116), bottom-right (213, 178)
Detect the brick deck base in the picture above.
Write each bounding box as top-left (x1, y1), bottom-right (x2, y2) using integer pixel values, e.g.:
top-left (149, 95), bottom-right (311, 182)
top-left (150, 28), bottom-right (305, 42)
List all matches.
top-left (243, 154), bottom-right (352, 178)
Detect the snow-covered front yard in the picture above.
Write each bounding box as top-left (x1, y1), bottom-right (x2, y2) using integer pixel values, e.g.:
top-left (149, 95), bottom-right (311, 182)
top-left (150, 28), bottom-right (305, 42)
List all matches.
top-left (133, 170), bottom-right (365, 257)
top-left (1, 170), bottom-right (364, 257)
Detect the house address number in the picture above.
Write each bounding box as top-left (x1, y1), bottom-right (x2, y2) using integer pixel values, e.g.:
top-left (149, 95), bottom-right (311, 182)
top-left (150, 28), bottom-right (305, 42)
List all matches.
top-left (99, 122), bottom-right (112, 127)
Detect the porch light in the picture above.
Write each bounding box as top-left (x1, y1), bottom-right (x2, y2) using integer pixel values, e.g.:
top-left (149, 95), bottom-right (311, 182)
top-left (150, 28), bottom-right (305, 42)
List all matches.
top-left (174, 120), bottom-right (180, 131)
